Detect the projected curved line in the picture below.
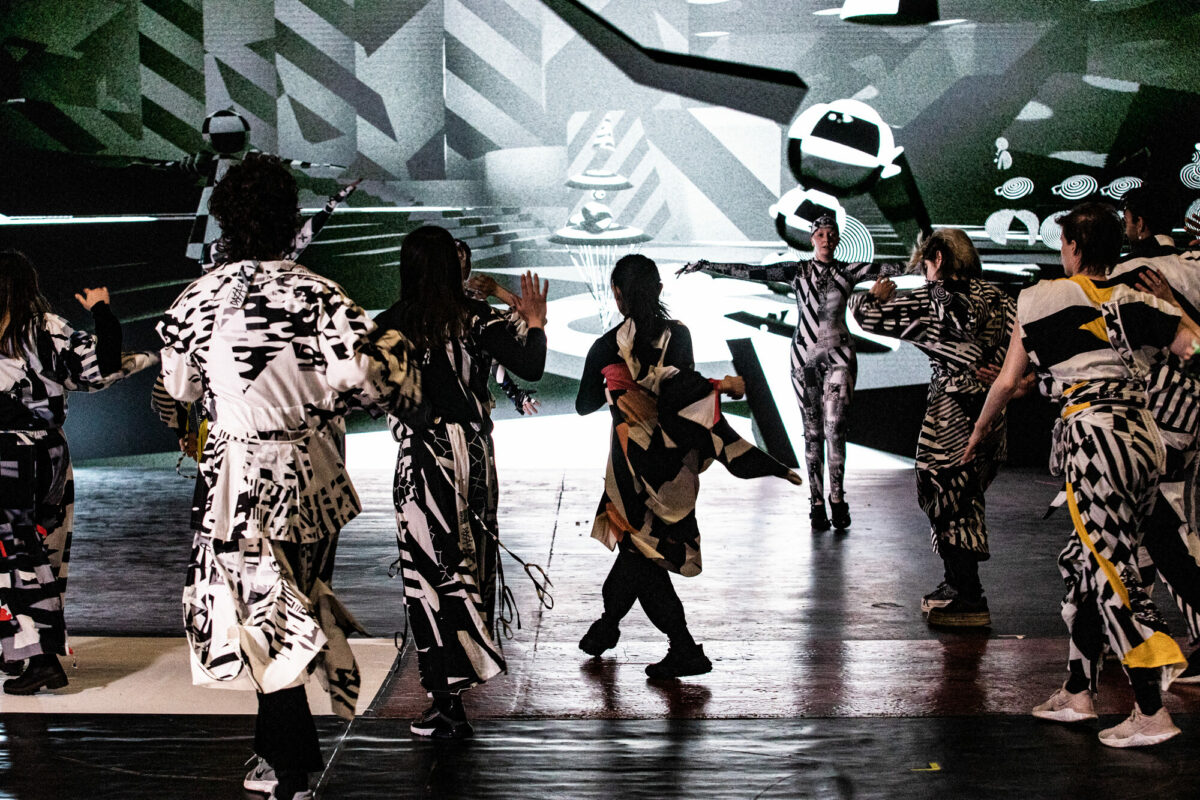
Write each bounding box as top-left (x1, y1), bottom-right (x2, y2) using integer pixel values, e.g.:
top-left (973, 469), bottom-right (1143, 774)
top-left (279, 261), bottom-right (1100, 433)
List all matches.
top-left (537, 0), bottom-right (807, 124)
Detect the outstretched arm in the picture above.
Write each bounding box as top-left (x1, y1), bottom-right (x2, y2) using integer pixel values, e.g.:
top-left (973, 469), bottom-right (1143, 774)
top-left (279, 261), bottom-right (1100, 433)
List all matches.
top-left (676, 259), bottom-right (800, 283)
top-left (286, 179), bottom-right (360, 261)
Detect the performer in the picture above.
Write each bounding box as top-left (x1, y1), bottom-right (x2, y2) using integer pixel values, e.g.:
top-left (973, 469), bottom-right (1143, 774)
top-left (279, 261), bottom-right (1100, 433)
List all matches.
top-left (577, 254), bottom-right (802, 679)
top-left (158, 156), bottom-right (420, 800)
top-left (678, 215), bottom-right (904, 530)
top-left (374, 225), bottom-right (548, 740)
top-left (0, 251), bottom-right (156, 693)
top-left (964, 202), bottom-right (1199, 748)
top-left (1109, 186), bottom-right (1200, 681)
top-left (851, 229), bottom-right (1016, 627)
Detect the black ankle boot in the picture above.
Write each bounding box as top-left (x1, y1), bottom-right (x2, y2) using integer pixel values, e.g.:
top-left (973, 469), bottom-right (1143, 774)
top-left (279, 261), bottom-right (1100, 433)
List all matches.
top-left (3, 653), bottom-right (67, 695)
top-left (579, 618), bottom-right (620, 656)
top-left (830, 499), bottom-right (851, 529)
top-left (810, 503), bottom-right (831, 532)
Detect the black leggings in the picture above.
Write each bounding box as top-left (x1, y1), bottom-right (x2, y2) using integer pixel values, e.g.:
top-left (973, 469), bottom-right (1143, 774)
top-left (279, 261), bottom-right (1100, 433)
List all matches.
top-left (600, 549), bottom-right (695, 648)
top-left (256, 685), bottom-right (324, 774)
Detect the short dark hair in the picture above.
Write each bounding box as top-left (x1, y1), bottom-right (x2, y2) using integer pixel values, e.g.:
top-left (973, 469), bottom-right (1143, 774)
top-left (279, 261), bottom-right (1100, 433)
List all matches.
top-left (1122, 184), bottom-right (1174, 235)
top-left (208, 155), bottom-right (299, 261)
top-left (1060, 202), bottom-right (1122, 273)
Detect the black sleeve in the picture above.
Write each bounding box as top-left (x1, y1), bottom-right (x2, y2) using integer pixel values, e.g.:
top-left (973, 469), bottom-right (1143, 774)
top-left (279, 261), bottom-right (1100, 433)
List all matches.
top-left (664, 322), bottom-right (694, 370)
top-left (479, 324), bottom-right (546, 381)
top-left (576, 333), bottom-right (618, 415)
top-left (91, 301), bottom-right (122, 376)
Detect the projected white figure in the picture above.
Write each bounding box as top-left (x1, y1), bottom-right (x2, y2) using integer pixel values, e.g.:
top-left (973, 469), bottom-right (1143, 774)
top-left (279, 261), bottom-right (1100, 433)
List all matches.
top-left (1100, 176), bottom-right (1143, 200)
top-left (786, 98), bottom-right (904, 198)
top-left (1179, 143), bottom-right (1200, 190)
top-left (994, 177), bottom-right (1034, 200)
top-left (1052, 174), bottom-right (1099, 200)
top-left (994, 137), bottom-right (1012, 171)
top-left (552, 115), bottom-right (650, 330)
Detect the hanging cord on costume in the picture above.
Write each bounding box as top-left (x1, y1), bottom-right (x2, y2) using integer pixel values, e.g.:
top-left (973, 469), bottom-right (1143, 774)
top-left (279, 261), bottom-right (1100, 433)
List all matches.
top-left (386, 555), bottom-right (411, 655)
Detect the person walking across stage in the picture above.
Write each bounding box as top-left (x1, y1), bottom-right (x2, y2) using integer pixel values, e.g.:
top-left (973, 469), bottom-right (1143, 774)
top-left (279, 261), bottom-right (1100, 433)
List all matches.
top-left (577, 254), bottom-right (802, 679)
top-left (964, 202), bottom-right (1200, 748)
top-left (1109, 184), bottom-right (1200, 682)
top-left (850, 229), bottom-right (1016, 627)
top-left (158, 156), bottom-right (420, 800)
top-left (374, 225), bottom-right (548, 740)
top-left (677, 215), bottom-right (904, 531)
top-left (0, 252), bottom-right (156, 694)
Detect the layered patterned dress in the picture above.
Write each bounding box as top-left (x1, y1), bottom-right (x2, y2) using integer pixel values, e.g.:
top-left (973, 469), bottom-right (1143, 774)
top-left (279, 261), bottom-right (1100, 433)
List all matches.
top-left (583, 319), bottom-right (792, 577)
top-left (158, 259), bottom-right (419, 718)
top-left (850, 278), bottom-right (1015, 558)
top-left (374, 299), bottom-right (546, 695)
top-left (691, 258), bottom-right (903, 505)
top-left (0, 307), bottom-right (155, 662)
top-left (1019, 275), bottom-right (1186, 688)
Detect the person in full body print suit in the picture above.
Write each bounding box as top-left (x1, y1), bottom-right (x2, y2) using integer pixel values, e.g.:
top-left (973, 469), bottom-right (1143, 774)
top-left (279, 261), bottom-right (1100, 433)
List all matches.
top-left (678, 215), bottom-right (904, 530)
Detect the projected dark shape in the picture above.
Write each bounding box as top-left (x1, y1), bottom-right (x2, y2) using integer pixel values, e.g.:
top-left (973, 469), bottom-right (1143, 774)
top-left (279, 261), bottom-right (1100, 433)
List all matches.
top-left (536, 0), bottom-right (806, 125)
top-left (839, 0), bottom-right (939, 25)
top-left (787, 99), bottom-right (903, 198)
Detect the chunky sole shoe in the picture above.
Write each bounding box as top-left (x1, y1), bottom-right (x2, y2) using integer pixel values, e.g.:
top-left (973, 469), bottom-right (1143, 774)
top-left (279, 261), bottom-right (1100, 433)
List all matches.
top-left (927, 597), bottom-right (991, 628)
top-left (410, 706), bottom-right (475, 739)
top-left (645, 644), bottom-right (713, 679)
top-left (1098, 707), bottom-right (1181, 748)
top-left (810, 505), bottom-right (831, 532)
top-left (1031, 686), bottom-right (1097, 723)
top-left (830, 501), bottom-right (851, 529)
top-left (920, 582), bottom-right (958, 615)
top-left (3, 656), bottom-right (67, 695)
top-left (579, 619), bottom-right (620, 657)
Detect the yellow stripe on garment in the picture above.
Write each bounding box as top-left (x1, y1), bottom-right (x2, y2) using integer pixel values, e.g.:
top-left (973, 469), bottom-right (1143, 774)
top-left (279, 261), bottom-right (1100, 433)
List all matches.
top-left (1067, 275), bottom-right (1115, 304)
top-left (1063, 381), bottom-right (1089, 397)
top-left (1078, 316), bottom-right (1109, 343)
top-left (1062, 402), bottom-right (1091, 417)
top-left (1065, 483), bottom-right (1185, 669)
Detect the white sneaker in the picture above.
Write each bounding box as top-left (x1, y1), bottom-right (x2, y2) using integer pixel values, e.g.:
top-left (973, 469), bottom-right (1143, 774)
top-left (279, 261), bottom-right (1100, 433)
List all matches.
top-left (244, 756), bottom-right (277, 792)
top-left (1099, 707), bottom-right (1181, 748)
top-left (1031, 686), bottom-right (1097, 722)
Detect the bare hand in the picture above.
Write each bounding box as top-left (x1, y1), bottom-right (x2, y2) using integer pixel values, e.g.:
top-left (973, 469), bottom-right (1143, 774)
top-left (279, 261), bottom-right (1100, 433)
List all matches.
top-left (616, 389), bottom-right (656, 425)
top-left (784, 470), bottom-right (804, 486)
top-left (1135, 268), bottom-right (1176, 305)
top-left (75, 287), bottom-right (110, 310)
top-left (466, 274), bottom-right (501, 301)
top-left (719, 375), bottom-right (746, 399)
top-left (961, 426), bottom-right (985, 465)
top-left (975, 364), bottom-right (1001, 386)
top-left (523, 397), bottom-right (541, 415)
top-left (868, 277), bottom-right (896, 303)
top-left (676, 259), bottom-right (707, 277)
top-left (1012, 371), bottom-right (1037, 400)
top-left (513, 271), bottom-right (548, 328)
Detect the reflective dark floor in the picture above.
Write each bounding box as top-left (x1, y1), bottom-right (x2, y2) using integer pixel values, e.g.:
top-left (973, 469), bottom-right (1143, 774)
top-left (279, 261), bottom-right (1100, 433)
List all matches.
top-left (5, 460), bottom-right (1200, 798)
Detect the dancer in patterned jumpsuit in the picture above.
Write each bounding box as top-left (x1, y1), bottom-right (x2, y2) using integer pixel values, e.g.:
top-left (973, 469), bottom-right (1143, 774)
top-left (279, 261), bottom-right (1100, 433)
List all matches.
top-left (158, 157), bottom-right (420, 800)
top-left (965, 202), bottom-right (1200, 748)
top-left (678, 215), bottom-right (904, 530)
top-left (373, 225), bottom-right (548, 740)
top-left (851, 229), bottom-right (1015, 627)
top-left (0, 252), bottom-right (155, 694)
top-left (577, 254), bottom-right (802, 679)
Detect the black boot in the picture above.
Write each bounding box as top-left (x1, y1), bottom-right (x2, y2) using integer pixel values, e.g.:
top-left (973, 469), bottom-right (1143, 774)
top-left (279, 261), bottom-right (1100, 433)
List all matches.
top-left (4, 653), bottom-right (67, 695)
top-left (579, 618), bottom-right (620, 656)
top-left (810, 502), bottom-right (831, 532)
top-left (645, 643), bottom-right (712, 679)
top-left (1, 659), bottom-right (25, 676)
top-left (830, 499), bottom-right (851, 529)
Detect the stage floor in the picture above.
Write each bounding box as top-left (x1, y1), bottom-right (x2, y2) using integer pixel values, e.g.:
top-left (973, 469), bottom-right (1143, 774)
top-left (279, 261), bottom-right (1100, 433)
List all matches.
top-left (4, 423), bottom-right (1200, 799)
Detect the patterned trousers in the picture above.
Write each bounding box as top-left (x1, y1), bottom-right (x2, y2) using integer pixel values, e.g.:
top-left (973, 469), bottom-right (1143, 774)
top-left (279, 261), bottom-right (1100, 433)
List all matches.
top-left (792, 359), bottom-right (853, 505)
top-left (1057, 406), bottom-right (1185, 690)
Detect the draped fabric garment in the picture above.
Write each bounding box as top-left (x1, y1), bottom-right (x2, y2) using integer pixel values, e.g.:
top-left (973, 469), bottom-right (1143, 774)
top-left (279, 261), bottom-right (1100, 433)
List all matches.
top-left (850, 278), bottom-right (1015, 556)
top-left (378, 299), bottom-right (546, 695)
top-left (0, 312), bottom-right (156, 660)
top-left (1019, 275), bottom-right (1186, 688)
top-left (159, 259), bottom-right (420, 718)
top-left (694, 258), bottom-right (904, 504)
top-left (588, 319), bottom-right (791, 577)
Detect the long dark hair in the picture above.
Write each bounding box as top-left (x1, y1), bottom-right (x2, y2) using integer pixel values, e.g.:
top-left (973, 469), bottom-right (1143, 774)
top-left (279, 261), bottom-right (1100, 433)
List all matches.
top-left (611, 254), bottom-right (669, 360)
top-left (208, 154), bottom-right (300, 262)
top-left (397, 225), bottom-right (470, 351)
top-left (0, 250), bottom-right (52, 358)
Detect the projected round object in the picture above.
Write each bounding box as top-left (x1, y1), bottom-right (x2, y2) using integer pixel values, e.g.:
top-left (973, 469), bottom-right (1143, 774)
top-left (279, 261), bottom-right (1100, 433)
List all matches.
top-left (202, 109), bottom-right (250, 154)
top-left (786, 99), bottom-right (904, 198)
top-left (1100, 176), bottom-right (1142, 200)
top-left (984, 209), bottom-right (1039, 246)
top-left (566, 169), bottom-right (633, 191)
top-left (1040, 212), bottom-right (1068, 251)
top-left (994, 177), bottom-right (1034, 200)
top-left (833, 215), bottom-right (875, 263)
top-left (1051, 174), bottom-right (1098, 200)
top-left (770, 186), bottom-right (846, 250)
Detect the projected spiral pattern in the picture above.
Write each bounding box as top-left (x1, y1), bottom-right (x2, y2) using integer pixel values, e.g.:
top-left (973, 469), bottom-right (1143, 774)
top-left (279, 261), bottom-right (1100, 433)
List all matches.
top-left (1100, 176), bottom-right (1142, 199)
top-left (833, 215), bottom-right (875, 263)
top-left (1040, 212), bottom-right (1067, 250)
top-left (1180, 145), bottom-right (1200, 190)
top-left (1186, 199), bottom-right (1200, 236)
top-left (1051, 174), bottom-right (1098, 200)
top-left (994, 177), bottom-right (1034, 200)
top-left (984, 209), bottom-right (1039, 246)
